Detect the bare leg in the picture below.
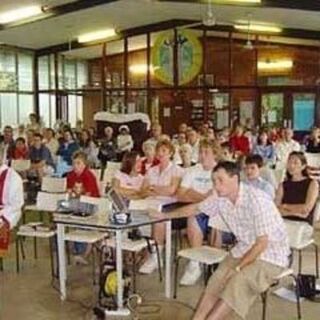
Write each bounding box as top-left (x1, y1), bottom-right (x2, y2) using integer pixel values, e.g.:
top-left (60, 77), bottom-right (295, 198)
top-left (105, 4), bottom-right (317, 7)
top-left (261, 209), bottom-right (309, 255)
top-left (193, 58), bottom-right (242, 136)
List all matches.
top-left (83, 244), bottom-right (92, 259)
top-left (210, 229), bottom-right (222, 248)
top-left (153, 222), bottom-right (165, 245)
top-left (187, 216), bottom-right (204, 248)
top-left (206, 299), bottom-right (233, 320)
top-left (193, 291), bottom-right (220, 320)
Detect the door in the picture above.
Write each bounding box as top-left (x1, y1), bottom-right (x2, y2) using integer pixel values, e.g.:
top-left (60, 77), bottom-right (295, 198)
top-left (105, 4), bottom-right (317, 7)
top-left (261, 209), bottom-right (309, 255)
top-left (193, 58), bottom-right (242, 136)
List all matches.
top-left (292, 93), bottom-right (316, 132)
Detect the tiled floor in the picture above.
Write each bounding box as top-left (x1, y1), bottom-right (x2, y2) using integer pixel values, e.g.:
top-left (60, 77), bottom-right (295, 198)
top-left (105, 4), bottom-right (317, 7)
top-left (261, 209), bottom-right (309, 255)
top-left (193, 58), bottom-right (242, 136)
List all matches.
top-left (1, 230), bottom-right (320, 320)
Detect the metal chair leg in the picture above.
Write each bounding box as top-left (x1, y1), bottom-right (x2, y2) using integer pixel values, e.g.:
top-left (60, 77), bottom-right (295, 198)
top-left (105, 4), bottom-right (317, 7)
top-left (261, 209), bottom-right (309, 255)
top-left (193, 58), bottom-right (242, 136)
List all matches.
top-left (154, 242), bottom-right (163, 282)
top-left (49, 237), bottom-right (55, 280)
top-left (34, 237), bottom-right (38, 259)
top-left (19, 236), bottom-right (26, 260)
top-left (16, 236), bottom-right (20, 273)
top-left (261, 291), bottom-right (268, 320)
top-left (313, 243), bottom-right (319, 278)
top-left (66, 241), bottom-right (71, 265)
top-left (92, 245), bottom-right (96, 285)
top-left (290, 274), bottom-right (302, 319)
top-left (298, 250), bottom-right (302, 274)
top-left (173, 256), bottom-right (181, 299)
top-left (132, 252), bottom-right (137, 293)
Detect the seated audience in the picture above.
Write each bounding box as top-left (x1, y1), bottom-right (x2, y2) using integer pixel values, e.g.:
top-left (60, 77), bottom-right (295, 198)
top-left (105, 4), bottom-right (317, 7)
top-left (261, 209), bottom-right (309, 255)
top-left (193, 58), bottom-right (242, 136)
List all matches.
top-left (57, 129), bottom-right (80, 166)
top-left (29, 133), bottom-right (54, 178)
top-left (112, 151), bottom-right (143, 199)
top-left (275, 128), bottom-right (300, 167)
top-left (268, 126), bottom-right (279, 143)
top-left (98, 126), bottom-right (117, 167)
top-left (229, 124), bottom-right (250, 156)
top-left (12, 138), bottom-right (29, 160)
top-left (244, 154), bottom-right (275, 199)
top-left (146, 123), bottom-right (162, 147)
top-left (178, 143), bottom-right (194, 169)
top-left (66, 151), bottom-right (100, 264)
top-left (14, 124), bottom-right (27, 140)
top-left (253, 130), bottom-right (276, 165)
top-left (275, 151), bottom-right (318, 227)
top-left (139, 140), bottom-right (183, 274)
top-left (26, 113), bottom-right (42, 133)
top-left (305, 127), bottom-right (320, 153)
top-left (1, 126), bottom-right (15, 161)
top-left (0, 146), bottom-right (24, 256)
top-left (26, 129), bottom-right (35, 147)
top-left (79, 129), bottom-right (99, 167)
top-left (140, 141), bottom-right (159, 175)
top-left (187, 129), bottom-right (200, 163)
top-left (220, 142), bottom-right (234, 161)
top-left (44, 128), bottom-right (59, 162)
top-left (176, 139), bottom-right (219, 286)
top-left (117, 125), bottom-right (134, 154)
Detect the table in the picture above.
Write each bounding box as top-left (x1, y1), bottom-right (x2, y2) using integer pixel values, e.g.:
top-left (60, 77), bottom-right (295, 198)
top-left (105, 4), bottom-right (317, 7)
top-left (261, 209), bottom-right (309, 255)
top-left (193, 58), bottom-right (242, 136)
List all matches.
top-left (53, 210), bottom-right (172, 316)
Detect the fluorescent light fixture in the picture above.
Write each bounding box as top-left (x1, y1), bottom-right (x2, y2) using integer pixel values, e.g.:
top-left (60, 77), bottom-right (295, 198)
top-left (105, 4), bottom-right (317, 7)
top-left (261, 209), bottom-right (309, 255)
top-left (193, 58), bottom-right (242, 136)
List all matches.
top-left (78, 29), bottom-right (117, 43)
top-left (213, 0), bottom-right (261, 3)
top-left (0, 5), bottom-right (42, 24)
top-left (234, 24), bottom-right (282, 33)
top-left (258, 60), bottom-right (293, 70)
top-left (129, 64), bottom-right (158, 75)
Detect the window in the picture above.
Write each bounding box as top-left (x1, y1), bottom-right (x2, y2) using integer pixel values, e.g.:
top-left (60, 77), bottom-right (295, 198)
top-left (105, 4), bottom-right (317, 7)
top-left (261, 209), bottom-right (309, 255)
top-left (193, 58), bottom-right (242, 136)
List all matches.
top-left (18, 94), bottom-right (34, 124)
top-left (38, 56), bottom-right (49, 90)
top-left (77, 61), bottom-right (88, 88)
top-left (68, 94), bottom-right (83, 127)
top-left (0, 93), bottom-right (18, 128)
top-left (18, 53), bottom-right (33, 91)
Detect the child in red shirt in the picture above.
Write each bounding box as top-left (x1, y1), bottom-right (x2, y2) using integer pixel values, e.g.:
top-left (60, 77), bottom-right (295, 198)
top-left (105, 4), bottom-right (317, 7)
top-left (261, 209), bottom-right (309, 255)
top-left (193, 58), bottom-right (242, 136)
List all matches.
top-left (66, 151), bottom-right (100, 265)
top-left (67, 151), bottom-right (100, 198)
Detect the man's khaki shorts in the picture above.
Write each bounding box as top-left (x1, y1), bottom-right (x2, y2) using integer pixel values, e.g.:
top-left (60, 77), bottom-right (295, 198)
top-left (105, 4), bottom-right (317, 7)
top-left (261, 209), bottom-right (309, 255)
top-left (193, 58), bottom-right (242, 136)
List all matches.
top-left (205, 255), bottom-right (284, 319)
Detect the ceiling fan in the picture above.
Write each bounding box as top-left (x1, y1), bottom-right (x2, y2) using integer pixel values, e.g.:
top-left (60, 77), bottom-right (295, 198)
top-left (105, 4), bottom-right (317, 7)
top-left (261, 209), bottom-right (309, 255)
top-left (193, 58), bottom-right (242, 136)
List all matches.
top-left (178, 1), bottom-right (231, 30)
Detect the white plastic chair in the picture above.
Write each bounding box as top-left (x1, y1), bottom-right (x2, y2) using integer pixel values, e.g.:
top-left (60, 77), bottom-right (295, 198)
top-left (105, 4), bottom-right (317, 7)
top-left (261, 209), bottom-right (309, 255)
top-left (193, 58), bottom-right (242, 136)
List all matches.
top-left (305, 153), bottom-right (320, 168)
top-left (102, 161), bottom-right (121, 187)
top-left (64, 196), bottom-right (111, 284)
top-left (11, 159), bottom-right (31, 172)
top-left (41, 177), bottom-right (67, 193)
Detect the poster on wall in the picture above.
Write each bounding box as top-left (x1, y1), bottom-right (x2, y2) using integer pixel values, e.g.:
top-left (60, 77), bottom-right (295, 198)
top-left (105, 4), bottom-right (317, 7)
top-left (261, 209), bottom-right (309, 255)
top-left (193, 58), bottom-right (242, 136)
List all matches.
top-left (216, 110), bottom-right (229, 129)
top-left (240, 101), bottom-right (254, 125)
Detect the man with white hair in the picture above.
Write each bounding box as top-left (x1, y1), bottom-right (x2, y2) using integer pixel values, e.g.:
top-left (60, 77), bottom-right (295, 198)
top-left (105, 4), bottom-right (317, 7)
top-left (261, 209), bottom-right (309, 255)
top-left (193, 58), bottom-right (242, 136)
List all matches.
top-left (275, 128), bottom-right (300, 167)
top-left (0, 146), bottom-right (24, 256)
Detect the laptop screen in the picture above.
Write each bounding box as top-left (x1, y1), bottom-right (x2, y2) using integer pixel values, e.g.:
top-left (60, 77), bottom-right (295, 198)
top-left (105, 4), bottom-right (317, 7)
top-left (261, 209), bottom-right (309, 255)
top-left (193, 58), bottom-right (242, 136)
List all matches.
top-left (106, 187), bottom-right (128, 213)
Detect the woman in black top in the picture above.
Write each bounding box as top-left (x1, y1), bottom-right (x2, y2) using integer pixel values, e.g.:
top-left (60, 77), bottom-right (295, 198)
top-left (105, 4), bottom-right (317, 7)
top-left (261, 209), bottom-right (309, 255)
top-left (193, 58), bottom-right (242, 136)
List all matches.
top-left (275, 151), bottom-right (318, 225)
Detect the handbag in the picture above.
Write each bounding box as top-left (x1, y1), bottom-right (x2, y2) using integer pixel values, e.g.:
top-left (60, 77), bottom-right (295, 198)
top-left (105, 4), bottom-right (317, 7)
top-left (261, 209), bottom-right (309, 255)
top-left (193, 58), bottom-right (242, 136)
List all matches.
top-left (297, 274), bottom-right (320, 302)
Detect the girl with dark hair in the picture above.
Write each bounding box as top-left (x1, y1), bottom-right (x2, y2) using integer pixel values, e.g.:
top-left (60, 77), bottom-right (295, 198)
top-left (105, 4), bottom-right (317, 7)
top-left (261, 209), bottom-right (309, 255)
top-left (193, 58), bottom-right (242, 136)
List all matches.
top-left (275, 151), bottom-right (319, 226)
top-left (12, 137), bottom-right (29, 160)
top-left (253, 130), bottom-right (275, 164)
top-left (112, 151), bottom-right (143, 199)
top-left (79, 129), bottom-right (99, 167)
top-left (26, 113), bottom-right (42, 133)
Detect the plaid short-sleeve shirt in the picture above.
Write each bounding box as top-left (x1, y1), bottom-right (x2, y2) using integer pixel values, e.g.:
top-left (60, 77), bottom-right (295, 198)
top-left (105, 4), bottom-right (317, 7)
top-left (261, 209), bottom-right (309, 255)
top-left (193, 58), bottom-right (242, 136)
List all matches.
top-left (199, 183), bottom-right (290, 268)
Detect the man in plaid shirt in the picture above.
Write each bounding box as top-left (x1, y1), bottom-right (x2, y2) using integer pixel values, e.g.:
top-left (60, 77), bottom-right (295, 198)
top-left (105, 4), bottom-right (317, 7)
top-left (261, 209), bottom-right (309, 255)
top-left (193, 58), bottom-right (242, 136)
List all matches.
top-left (193, 161), bottom-right (290, 320)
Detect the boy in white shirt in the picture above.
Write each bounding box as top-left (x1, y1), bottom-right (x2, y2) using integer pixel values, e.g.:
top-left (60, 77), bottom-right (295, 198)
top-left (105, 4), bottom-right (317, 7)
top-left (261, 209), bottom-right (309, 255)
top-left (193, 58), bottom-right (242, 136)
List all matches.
top-left (176, 139), bottom-right (220, 285)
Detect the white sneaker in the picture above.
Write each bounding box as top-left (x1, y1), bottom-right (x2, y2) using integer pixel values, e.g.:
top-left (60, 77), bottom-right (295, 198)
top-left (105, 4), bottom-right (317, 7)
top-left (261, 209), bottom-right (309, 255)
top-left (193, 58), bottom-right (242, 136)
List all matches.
top-left (139, 254), bottom-right (161, 274)
top-left (179, 261), bottom-right (202, 286)
top-left (74, 255), bottom-right (89, 266)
